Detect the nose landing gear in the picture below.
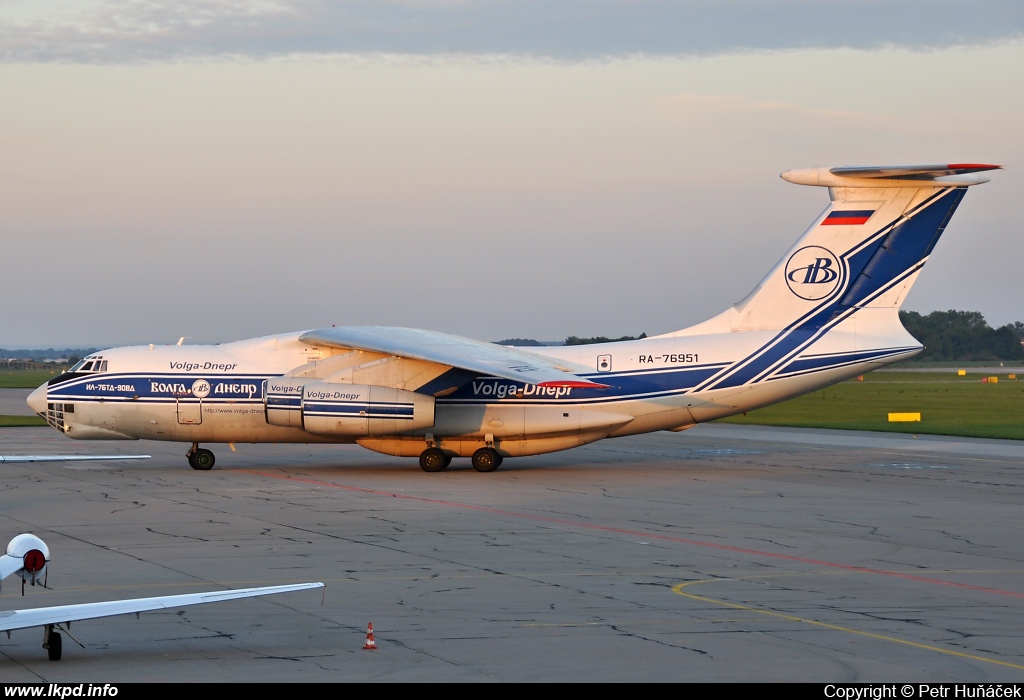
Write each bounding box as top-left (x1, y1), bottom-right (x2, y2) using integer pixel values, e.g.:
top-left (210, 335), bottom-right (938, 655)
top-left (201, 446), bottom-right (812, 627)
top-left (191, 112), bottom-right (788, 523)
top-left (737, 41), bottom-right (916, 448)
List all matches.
top-left (186, 443), bottom-right (216, 470)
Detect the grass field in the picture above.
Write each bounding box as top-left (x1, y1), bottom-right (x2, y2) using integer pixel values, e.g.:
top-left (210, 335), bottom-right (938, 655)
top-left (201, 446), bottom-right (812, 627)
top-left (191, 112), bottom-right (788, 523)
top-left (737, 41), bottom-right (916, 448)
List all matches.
top-left (718, 371), bottom-right (1024, 440)
top-left (0, 368), bottom-right (64, 388)
top-left (0, 415), bottom-right (46, 427)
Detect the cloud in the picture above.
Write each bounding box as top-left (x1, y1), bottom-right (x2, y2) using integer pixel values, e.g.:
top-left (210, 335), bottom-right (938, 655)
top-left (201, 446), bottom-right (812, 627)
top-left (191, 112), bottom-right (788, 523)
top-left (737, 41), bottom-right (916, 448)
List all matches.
top-left (1, 0), bottom-right (1021, 64)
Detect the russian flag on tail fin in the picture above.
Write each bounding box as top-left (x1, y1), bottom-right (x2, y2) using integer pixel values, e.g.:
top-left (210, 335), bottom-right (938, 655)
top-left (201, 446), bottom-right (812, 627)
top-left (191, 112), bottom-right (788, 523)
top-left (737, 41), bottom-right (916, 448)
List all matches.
top-left (822, 210), bottom-right (875, 226)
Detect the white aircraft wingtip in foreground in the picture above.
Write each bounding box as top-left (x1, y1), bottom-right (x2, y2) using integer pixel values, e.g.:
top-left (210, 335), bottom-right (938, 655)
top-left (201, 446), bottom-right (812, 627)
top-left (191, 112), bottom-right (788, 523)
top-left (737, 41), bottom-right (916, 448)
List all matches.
top-left (27, 163), bottom-right (1001, 472)
top-left (0, 455), bottom-right (150, 463)
top-left (0, 534), bottom-right (324, 660)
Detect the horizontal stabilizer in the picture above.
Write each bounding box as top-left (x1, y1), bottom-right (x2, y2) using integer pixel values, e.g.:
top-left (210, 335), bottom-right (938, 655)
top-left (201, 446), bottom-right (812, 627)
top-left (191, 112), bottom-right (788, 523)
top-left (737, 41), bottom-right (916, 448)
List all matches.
top-left (830, 164), bottom-right (1001, 178)
top-left (782, 163), bottom-right (1001, 188)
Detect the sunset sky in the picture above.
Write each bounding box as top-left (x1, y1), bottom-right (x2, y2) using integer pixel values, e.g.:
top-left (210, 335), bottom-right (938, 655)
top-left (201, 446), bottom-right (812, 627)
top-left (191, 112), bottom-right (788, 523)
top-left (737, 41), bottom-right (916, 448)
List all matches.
top-left (2, 1), bottom-right (1021, 347)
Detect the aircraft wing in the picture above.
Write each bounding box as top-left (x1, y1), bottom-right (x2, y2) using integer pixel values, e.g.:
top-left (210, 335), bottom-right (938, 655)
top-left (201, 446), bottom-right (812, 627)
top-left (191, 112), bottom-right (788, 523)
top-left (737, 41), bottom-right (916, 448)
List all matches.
top-left (0, 582), bottom-right (324, 633)
top-left (0, 456), bottom-right (150, 463)
top-left (300, 326), bottom-right (607, 388)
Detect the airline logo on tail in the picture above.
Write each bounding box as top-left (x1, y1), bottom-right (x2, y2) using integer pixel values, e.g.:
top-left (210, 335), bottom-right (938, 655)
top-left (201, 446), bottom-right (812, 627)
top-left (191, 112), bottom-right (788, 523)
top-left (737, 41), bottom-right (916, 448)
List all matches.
top-left (785, 246), bottom-right (843, 300)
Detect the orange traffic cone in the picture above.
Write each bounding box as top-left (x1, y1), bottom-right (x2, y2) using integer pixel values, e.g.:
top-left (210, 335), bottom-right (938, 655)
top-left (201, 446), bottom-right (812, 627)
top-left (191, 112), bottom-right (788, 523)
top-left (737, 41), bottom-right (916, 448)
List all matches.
top-left (363, 623), bottom-right (377, 650)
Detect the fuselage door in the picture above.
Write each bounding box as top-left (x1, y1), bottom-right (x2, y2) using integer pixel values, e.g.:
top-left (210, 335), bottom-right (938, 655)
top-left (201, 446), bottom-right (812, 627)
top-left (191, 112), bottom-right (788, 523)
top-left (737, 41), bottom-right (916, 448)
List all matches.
top-left (176, 396), bottom-right (203, 425)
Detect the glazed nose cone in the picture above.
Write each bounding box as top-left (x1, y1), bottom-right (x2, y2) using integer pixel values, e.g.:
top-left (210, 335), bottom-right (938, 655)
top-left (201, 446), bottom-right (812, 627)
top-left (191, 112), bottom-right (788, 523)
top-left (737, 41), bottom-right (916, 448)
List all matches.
top-left (27, 383), bottom-right (47, 416)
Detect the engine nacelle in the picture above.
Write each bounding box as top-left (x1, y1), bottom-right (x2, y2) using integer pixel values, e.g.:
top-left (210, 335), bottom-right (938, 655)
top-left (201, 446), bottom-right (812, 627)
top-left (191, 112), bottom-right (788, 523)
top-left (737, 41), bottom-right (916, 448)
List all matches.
top-left (1, 533), bottom-right (49, 588)
top-left (265, 377), bottom-right (306, 428)
top-left (266, 379), bottom-right (435, 436)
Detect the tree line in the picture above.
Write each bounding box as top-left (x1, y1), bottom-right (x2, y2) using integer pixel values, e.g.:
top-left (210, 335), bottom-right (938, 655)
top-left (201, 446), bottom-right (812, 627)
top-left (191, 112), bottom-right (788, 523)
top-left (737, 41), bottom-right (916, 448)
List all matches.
top-left (495, 334), bottom-right (647, 347)
top-left (898, 310), bottom-right (1023, 362)
top-left (497, 310), bottom-right (1024, 362)
top-left (0, 348), bottom-right (96, 363)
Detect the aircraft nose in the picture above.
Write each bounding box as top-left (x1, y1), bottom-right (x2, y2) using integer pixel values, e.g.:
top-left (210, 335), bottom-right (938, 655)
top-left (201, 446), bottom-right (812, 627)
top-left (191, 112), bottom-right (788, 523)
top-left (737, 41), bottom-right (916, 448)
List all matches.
top-left (27, 383), bottom-right (48, 416)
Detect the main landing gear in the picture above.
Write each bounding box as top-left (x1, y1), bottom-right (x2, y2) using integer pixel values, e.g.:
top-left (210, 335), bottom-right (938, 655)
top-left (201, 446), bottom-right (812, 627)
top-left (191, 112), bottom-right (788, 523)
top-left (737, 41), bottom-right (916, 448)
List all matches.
top-left (417, 447), bottom-right (503, 472)
top-left (471, 447), bottom-right (502, 473)
top-left (186, 443), bottom-right (216, 470)
top-left (43, 625), bottom-right (62, 661)
top-left (418, 447), bottom-right (452, 472)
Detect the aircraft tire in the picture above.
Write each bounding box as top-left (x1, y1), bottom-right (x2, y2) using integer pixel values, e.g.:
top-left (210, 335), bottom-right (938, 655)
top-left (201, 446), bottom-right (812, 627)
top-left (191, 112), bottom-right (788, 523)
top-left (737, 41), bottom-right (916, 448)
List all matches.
top-left (419, 448), bottom-right (450, 472)
top-left (190, 449), bottom-right (216, 471)
top-left (471, 448), bottom-right (502, 473)
top-left (47, 632), bottom-right (62, 661)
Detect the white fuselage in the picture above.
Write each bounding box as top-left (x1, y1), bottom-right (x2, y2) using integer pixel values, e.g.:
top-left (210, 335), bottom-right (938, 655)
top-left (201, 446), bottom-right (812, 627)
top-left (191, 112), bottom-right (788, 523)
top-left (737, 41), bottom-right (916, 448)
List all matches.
top-left (31, 324), bottom-right (918, 459)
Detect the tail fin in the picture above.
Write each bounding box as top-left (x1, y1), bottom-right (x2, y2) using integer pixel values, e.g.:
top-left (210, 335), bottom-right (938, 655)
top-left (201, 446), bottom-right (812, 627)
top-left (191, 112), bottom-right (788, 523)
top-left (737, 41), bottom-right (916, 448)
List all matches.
top-left (667, 163), bottom-right (999, 337)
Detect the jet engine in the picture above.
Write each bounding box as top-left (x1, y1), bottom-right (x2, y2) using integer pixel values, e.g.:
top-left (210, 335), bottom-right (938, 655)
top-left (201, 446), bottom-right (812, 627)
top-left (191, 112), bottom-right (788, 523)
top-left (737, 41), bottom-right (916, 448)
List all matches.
top-left (0, 533), bottom-right (49, 592)
top-left (266, 378), bottom-right (434, 436)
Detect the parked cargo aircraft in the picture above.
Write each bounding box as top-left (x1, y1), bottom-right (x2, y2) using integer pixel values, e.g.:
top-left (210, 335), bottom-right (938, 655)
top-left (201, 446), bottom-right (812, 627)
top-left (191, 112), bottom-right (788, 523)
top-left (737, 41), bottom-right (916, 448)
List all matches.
top-left (0, 533), bottom-right (323, 660)
top-left (27, 164), bottom-right (999, 472)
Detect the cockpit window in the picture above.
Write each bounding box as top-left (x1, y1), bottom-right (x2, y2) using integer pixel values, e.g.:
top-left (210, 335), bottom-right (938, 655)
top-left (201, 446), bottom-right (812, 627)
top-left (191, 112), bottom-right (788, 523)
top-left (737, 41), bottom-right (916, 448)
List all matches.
top-left (71, 358), bottom-right (107, 374)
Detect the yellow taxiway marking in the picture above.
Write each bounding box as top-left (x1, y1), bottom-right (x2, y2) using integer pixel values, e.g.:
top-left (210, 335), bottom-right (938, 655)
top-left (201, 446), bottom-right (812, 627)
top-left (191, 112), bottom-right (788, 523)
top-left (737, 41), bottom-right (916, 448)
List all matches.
top-left (672, 579), bottom-right (1024, 671)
